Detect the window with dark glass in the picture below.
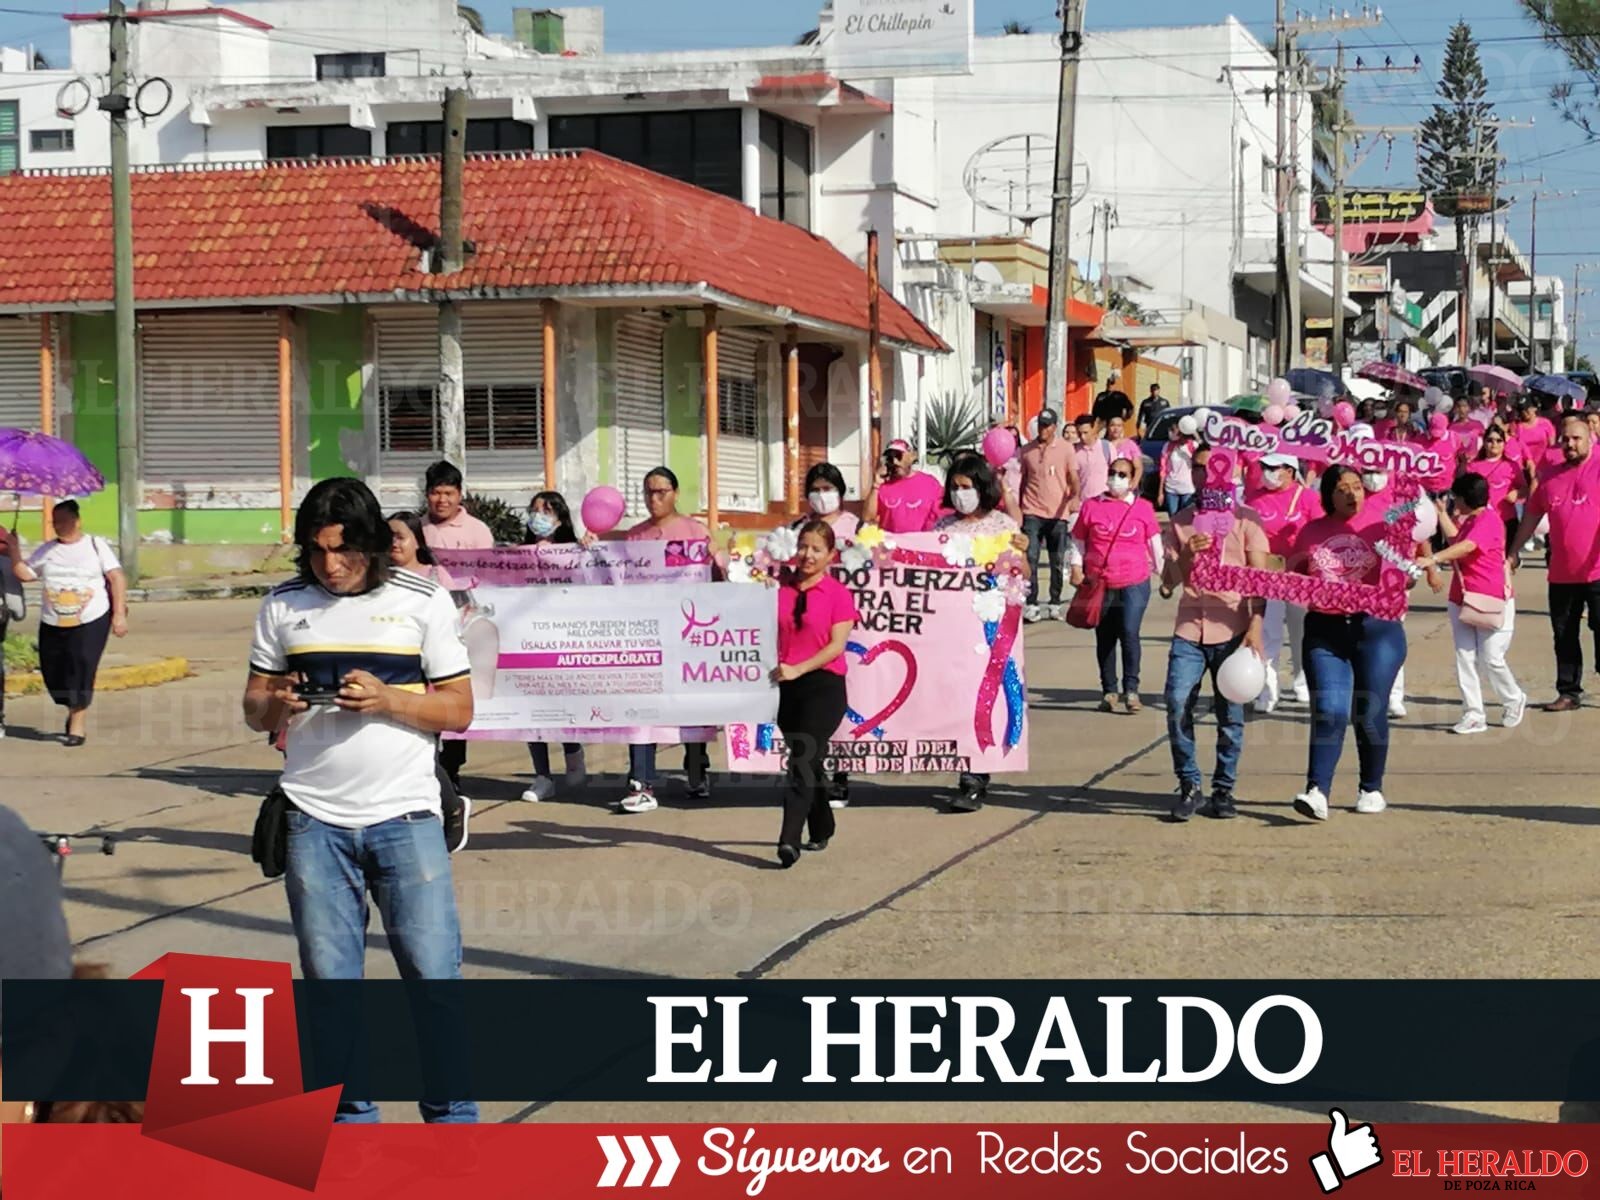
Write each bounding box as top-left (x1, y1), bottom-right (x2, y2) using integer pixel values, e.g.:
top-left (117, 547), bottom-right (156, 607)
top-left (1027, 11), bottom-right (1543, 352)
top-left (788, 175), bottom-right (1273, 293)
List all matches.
top-left (0, 102), bottom-right (18, 174)
top-left (266, 125), bottom-right (372, 160)
top-left (380, 384), bottom-right (544, 453)
top-left (316, 52), bottom-right (385, 80)
top-left (759, 112), bottom-right (812, 228)
top-left (386, 118), bottom-right (535, 156)
top-left (718, 377), bottom-right (760, 439)
top-left (548, 109), bottom-right (743, 200)
top-left (29, 129), bottom-right (73, 153)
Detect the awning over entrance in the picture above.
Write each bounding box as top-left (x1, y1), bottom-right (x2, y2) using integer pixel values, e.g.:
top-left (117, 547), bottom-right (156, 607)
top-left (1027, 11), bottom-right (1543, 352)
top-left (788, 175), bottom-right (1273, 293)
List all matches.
top-left (1093, 309), bottom-right (1207, 347)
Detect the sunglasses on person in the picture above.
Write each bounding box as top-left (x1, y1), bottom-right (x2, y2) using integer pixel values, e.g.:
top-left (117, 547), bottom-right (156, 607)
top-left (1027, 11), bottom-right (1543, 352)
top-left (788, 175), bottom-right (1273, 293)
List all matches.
top-left (1109, 470), bottom-right (1133, 480)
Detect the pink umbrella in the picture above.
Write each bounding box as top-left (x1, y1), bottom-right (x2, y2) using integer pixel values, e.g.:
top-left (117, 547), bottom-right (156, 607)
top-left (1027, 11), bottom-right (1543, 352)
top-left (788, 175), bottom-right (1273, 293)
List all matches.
top-left (1469, 363), bottom-right (1525, 396)
top-left (1356, 360), bottom-right (1427, 392)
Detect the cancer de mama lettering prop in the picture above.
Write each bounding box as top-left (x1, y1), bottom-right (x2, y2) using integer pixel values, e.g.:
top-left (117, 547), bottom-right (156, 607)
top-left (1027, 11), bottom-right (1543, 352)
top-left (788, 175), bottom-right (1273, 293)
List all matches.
top-left (725, 530), bottom-right (1029, 775)
top-left (1191, 411), bottom-right (1435, 619)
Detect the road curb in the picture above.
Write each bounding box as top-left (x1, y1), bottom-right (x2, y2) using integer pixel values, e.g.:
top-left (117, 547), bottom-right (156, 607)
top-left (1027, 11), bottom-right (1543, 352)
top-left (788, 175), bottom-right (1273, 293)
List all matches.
top-left (128, 581), bottom-right (285, 603)
top-left (3, 656), bottom-right (190, 697)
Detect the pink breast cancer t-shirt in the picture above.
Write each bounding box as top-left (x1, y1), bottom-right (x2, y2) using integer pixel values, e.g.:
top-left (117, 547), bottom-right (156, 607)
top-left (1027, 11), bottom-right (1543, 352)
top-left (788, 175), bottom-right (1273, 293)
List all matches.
top-left (876, 471), bottom-right (945, 533)
top-left (1073, 496), bottom-right (1160, 588)
top-left (1512, 417), bottom-right (1557, 464)
top-left (1250, 482), bottom-right (1324, 558)
top-left (779, 574), bottom-right (860, 676)
top-left (1293, 506), bottom-right (1390, 599)
top-left (626, 514), bottom-right (710, 543)
top-left (1527, 453), bottom-right (1600, 584)
top-left (1449, 510), bottom-right (1508, 604)
top-left (1467, 456), bottom-right (1521, 522)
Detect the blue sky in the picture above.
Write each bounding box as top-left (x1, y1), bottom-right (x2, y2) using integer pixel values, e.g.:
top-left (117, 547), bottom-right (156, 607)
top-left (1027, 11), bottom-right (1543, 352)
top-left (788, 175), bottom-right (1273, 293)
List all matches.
top-left (6, 0), bottom-right (1599, 343)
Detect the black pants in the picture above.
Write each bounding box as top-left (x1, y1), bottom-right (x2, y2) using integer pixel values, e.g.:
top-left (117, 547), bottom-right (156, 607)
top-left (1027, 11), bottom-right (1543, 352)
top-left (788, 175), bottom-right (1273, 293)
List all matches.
top-left (38, 613), bottom-right (112, 710)
top-left (1549, 580), bottom-right (1600, 700)
top-left (777, 671), bottom-right (847, 849)
top-left (439, 737), bottom-right (468, 786)
top-left (0, 615), bottom-right (7, 721)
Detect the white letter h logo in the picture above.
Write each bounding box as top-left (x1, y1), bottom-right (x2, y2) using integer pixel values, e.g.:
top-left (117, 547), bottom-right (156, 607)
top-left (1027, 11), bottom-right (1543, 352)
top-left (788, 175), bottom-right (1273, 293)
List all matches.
top-left (180, 988), bottom-right (275, 1086)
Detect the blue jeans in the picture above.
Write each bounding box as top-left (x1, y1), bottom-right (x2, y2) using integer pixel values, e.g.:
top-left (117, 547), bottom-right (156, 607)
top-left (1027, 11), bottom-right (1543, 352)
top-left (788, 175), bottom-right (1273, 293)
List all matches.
top-left (1165, 491), bottom-right (1195, 517)
top-left (1164, 635), bottom-right (1245, 794)
top-left (1095, 579), bottom-right (1151, 695)
top-left (284, 808), bottom-right (477, 1124)
top-left (1022, 515), bottom-right (1070, 606)
top-left (1303, 612), bottom-right (1408, 796)
top-left (628, 743), bottom-right (709, 788)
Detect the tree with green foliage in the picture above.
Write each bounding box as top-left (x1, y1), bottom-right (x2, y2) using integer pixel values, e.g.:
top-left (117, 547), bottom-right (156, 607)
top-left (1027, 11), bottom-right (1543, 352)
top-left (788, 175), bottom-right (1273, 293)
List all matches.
top-left (1417, 20), bottom-right (1496, 361)
top-left (1521, 0), bottom-right (1600, 137)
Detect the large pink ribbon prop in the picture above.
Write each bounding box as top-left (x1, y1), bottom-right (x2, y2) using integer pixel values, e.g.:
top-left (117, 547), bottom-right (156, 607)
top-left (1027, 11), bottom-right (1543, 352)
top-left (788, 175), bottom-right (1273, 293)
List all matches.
top-left (975, 602), bottom-right (1023, 752)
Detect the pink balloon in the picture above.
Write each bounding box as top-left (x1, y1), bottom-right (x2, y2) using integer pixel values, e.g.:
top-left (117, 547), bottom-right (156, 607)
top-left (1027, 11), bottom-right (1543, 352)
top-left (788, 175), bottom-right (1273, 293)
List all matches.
top-left (1428, 412), bottom-right (1449, 437)
top-left (1332, 401), bottom-right (1357, 430)
top-left (1283, 402), bottom-right (1302, 420)
top-left (1266, 378), bottom-right (1293, 406)
top-left (981, 426), bottom-right (1018, 467)
top-left (1263, 404), bottom-right (1286, 426)
top-left (580, 485), bottom-right (626, 535)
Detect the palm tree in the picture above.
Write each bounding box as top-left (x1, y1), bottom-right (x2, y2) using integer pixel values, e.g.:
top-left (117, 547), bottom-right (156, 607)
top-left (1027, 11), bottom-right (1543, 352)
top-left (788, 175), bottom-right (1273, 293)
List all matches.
top-left (458, 4), bottom-right (485, 35)
top-left (1002, 20), bottom-right (1033, 34)
top-left (1311, 87), bottom-right (1352, 195)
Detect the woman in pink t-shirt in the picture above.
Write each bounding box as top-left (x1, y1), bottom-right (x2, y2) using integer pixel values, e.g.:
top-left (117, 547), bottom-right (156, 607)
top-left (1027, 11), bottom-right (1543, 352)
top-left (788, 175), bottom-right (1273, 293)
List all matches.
top-left (1105, 415), bottom-right (1143, 489)
top-left (1288, 465), bottom-right (1413, 822)
top-left (1467, 424), bottom-right (1523, 548)
top-left (1071, 457), bottom-right (1162, 714)
top-left (1424, 472), bottom-right (1526, 736)
top-left (620, 466), bottom-right (714, 815)
top-left (772, 519), bottom-right (859, 867)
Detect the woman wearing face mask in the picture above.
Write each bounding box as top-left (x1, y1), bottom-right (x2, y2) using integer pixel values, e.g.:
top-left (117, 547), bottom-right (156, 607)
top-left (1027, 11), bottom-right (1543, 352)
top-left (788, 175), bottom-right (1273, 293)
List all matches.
top-left (771, 520), bottom-right (859, 867)
top-left (1243, 456), bottom-right (1322, 711)
top-left (518, 491), bottom-right (588, 801)
top-left (1157, 419), bottom-right (1200, 516)
top-left (935, 453), bottom-right (1028, 813)
top-left (621, 467), bottom-right (714, 814)
top-left (791, 462), bottom-right (857, 809)
top-left (1071, 456), bottom-right (1163, 715)
top-left (1105, 415), bottom-right (1143, 490)
top-left (1467, 424), bottom-right (1523, 549)
top-left (1289, 465), bottom-right (1423, 822)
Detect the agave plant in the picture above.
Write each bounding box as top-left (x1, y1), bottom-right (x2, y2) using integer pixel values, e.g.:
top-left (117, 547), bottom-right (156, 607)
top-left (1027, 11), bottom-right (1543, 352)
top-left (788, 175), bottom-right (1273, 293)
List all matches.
top-left (923, 391), bottom-right (988, 468)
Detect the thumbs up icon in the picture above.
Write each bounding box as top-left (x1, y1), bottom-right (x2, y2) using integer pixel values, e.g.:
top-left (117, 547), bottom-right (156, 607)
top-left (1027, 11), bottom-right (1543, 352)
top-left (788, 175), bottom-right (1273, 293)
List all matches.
top-left (1310, 1108), bottom-right (1382, 1192)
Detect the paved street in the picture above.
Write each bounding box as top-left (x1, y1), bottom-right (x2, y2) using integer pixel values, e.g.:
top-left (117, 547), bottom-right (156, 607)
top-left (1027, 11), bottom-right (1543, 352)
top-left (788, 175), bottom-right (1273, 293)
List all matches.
top-left (2, 573), bottom-right (1594, 1125)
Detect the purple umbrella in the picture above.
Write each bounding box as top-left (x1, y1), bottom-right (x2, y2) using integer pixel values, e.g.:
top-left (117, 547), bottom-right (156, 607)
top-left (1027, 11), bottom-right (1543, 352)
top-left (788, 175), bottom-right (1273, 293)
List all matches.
top-left (1356, 360), bottom-right (1428, 392)
top-left (0, 428), bottom-right (106, 527)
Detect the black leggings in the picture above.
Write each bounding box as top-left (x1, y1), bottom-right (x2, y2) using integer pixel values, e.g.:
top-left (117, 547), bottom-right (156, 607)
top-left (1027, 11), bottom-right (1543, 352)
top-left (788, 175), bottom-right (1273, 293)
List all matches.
top-left (776, 671), bottom-right (847, 849)
top-left (38, 613), bottom-right (112, 710)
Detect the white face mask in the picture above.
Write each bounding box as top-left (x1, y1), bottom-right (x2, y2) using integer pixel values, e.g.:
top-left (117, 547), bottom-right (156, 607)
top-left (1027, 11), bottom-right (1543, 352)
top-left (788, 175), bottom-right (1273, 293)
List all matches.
top-left (1362, 472), bottom-right (1389, 493)
top-left (1107, 475), bottom-right (1132, 497)
top-left (808, 489), bottom-right (841, 515)
top-left (951, 487), bottom-right (981, 515)
top-left (1262, 471), bottom-right (1287, 491)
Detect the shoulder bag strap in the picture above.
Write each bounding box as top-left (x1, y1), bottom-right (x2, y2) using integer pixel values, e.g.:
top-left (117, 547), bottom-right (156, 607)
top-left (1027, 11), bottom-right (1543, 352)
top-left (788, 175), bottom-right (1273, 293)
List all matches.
top-left (1090, 501), bottom-right (1138, 576)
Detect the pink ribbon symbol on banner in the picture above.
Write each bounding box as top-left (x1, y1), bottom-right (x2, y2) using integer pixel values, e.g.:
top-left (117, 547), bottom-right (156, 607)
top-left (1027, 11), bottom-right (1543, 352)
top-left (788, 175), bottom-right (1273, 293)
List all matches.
top-left (680, 599), bottom-right (720, 641)
top-left (848, 640), bottom-right (918, 738)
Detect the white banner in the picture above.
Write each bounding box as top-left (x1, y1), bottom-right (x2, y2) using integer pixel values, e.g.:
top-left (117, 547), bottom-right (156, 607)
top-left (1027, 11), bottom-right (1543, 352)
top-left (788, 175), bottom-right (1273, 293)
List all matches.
top-left (462, 582), bottom-right (779, 732)
top-left (827, 0), bottom-right (974, 76)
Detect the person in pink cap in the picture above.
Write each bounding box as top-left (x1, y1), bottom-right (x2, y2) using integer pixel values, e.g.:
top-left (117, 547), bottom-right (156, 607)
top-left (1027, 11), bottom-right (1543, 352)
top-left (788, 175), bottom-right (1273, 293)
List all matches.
top-left (1248, 453), bottom-right (1323, 711)
top-left (864, 439), bottom-right (944, 533)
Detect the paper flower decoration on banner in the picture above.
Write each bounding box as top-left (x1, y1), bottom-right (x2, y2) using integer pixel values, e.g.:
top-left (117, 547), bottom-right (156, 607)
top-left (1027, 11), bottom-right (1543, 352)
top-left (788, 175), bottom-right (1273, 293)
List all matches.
top-left (763, 525), bottom-right (799, 564)
top-left (724, 557), bottom-right (754, 584)
top-left (942, 533), bottom-right (976, 566)
top-left (972, 533), bottom-right (1013, 567)
top-left (840, 543), bottom-right (873, 573)
top-left (972, 590), bottom-right (1008, 623)
top-left (855, 524), bottom-right (887, 551)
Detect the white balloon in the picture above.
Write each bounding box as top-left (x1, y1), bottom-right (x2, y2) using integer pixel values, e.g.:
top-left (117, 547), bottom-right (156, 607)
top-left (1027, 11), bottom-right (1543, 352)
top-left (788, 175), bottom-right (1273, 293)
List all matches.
top-left (1423, 385), bottom-right (1444, 408)
top-left (1026, 416), bottom-right (1039, 441)
top-left (1177, 415), bottom-right (1199, 437)
top-left (1411, 496), bottom-right (1439, 543)
top-left (1217, 648), bottom-right (1267, 706)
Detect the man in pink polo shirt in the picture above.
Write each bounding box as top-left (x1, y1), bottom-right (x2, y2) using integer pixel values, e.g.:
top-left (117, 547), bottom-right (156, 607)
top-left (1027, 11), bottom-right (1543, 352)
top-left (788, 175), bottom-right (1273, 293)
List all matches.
top-left (1018, 409), bottom-right (1080, 622)
top-left (1072, 413), bottom-right (1114, 502)
top-left (865, 439), bottom-right (945, 533)
top-left (1512, 414), bottom-right (1600, 712)
top-left (419, 460), bottom-right (495, 791)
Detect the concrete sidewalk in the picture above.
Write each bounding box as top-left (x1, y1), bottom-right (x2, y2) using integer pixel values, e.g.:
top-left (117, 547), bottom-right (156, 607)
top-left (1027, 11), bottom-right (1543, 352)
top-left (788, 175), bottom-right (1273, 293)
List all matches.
top-left (0, 571), bottom-right (1591, 1125)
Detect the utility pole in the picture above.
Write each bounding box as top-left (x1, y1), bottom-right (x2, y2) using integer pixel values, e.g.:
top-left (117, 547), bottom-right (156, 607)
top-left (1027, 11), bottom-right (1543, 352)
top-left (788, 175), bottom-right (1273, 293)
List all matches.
top-left (437, 87), bottom-right (468, 468)
top-left (104, 0), bottom-right (137, 580)
top-left (1273, 0), bottom-right (1295, 375)
top-left (1043, 0), bottom-right (1086, 417)
top-left (1329, 43), bottom-right (1347, 372)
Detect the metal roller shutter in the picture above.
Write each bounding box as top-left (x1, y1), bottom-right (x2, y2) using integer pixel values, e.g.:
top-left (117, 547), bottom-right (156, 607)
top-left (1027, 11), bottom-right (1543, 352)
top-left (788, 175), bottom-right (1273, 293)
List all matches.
top-left (615, 314), bottom-right (666, 515)
top-left (374, 305), bottom-right (545, 492)
top-left (139, 312), bottom-right (280, 495)
top-left (0, 317), bottom-right (41, 434)
top-left (716, 328), bottom-right (765, 512)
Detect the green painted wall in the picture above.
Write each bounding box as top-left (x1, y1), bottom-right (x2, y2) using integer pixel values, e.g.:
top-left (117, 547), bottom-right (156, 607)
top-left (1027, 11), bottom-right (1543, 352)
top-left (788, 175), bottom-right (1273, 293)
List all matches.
top-left (595, 312), bottom-right (615, 486)
top-left (137, 508), bottom-right (281, 543)
top-left (305, 308), bottom-right (366, 481)
top-left (69, 313), bottom-right (120, 537)
top-left (663, 316), bottom-right (704, 507)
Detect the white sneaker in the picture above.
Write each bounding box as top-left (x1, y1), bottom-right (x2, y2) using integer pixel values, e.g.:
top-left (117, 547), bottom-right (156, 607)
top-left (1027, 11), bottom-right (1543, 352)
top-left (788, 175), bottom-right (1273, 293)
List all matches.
top-left (1388, 699), bottom-right (1407, 719)
top-left (1503, 695), bottom-right (1527, 729)
top-left (1023, 605), bottom-right (1042, 624)
top-left (1291, 675), bottom-right (1310, 704)
top-left (520, 775), bottom-right (557, 802)
top-left (1451, 714), bottom-right (1488, 736)
top-left (618, 783), bottom-right (658, 814)
top-left (1047, 604), bottom-right (1064, 620)
top-left (1255, 672), bottom-right (1280, 714)
top-left (1356, 789), bottom-right (1388, 814)
top-left (1292, 787), bottom-right (1329, 821)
